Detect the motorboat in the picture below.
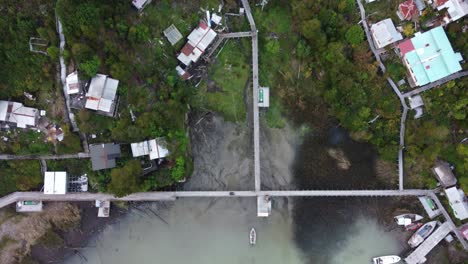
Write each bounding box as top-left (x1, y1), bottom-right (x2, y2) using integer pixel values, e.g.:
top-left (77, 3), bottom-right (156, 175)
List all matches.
top-left (394, 213), bottom-right (423, 226)
top-left (250, 227), bottom-right (256, 245)
top-left (405, 222), bottom-right (423, 231)
top-left (408, 221), bottom-right (438, 248)
top-left (372, 255), bottom-right (401, 264)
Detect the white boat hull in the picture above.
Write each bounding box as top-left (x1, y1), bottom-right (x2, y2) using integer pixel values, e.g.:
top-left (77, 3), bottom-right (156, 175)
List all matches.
top-left (408, 221), bottom-right (438, 248)
top-left (249, 228), bottom-right (256, 245)
top-left (372, 255), bottom-right (401, 264)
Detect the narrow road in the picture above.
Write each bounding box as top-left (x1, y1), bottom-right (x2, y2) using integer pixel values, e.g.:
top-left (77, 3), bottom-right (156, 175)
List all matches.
top-left (403, 70), bottom-right (468, 98)
top-left (0, 153), bottom-right (90, 160)
top-left (241, 0), bottom-right (261, 192)
top-left (0, 189), bottom-right (435, 209)
top-left (357, 0), bottom-right (406, 190)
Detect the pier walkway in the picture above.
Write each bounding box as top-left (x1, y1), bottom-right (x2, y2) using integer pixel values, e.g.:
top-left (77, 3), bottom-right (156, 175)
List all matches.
top-left (0, 153), bottom-right (90, 160)
top-left (241, 0), bottom-right (261, 192)
top-left (405, 222), bottom-right (451, 264)
top-left (0, 189), bottom-right (435, 209)
top-left (403, 71), bottom-right (468, 98)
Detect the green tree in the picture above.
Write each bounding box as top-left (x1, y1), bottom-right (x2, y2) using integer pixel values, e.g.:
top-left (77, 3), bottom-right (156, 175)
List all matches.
top-left (265, 40), bottom-right (280, 54)
top-left (47, 46), bottom-right (60, 60)
top-left (80, 55), bottom-right (100, 78)
top-left (108, 160), bottom-right (142, 197)
top-left (128, 25), bottom-right (150, 44)
top-left (170, 157), bottom-right (186, 181)
top-left (300, 19), bottom-right (327, 50)
top-left (345, 25), bottom-right (364, 45)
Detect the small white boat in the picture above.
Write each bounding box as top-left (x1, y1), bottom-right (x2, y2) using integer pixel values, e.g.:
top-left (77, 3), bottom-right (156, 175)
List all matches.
top-left (249, 227), bottom-right (256, 245)
top-left (408, 221), bottom-right (438, 248)
top-left (394, 213), bottom-right (423, 226)
top-left (372, 255), bottom-right (401, 264)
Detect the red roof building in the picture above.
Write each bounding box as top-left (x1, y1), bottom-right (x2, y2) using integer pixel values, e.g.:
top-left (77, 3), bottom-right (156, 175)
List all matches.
top-left (397, 0), bottom-right (418, 20)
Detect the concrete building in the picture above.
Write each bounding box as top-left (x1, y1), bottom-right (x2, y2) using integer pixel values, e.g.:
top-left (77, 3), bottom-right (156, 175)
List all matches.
top-left (85, 74), bottom-right (119, 114)
top-left (0, 101), bottom-right (39, 128)
top-left (398, 26), bottom-right (463, 86)
top-left (431, 159), bottom-right (457, 187)
top-left (89, 143), bottom-right (121, 171)
top-left (445, 187), bottom-right (468, 220)
top-left (177, 21), bottom-right (217, 66)
top-left (131, 138), bottom-right (169, 160)
top-left (16, 201), bottom-right (43, 212)
top-left (44, 171), bottom-right (68, 195)
top-left (132, 0), bottom-right (152, 11)
top-left (163, 24), bottom-right (183, 46)
top-left (370, 19), bottom-right (403, 49)
top-left (66, 71), bottom-right (81, 95)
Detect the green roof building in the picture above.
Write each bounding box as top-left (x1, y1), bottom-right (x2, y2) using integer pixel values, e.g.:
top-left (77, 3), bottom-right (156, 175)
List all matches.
top-left (398, 26), bottom-right (463, 86)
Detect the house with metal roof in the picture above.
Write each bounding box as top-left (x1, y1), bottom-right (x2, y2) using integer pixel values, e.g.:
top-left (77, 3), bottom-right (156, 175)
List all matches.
top-left (398, 26), bottom-right (463, 86)
top-left (132, 0), bottom-right (152, 11)
top-left (0, 101), bottom-right (39, 128)
top-left (85, 74), bottom-right (119, 114)
top-left (177, 21), bottom-right (217, 67)
top-left (397, 0), bottom-right (420, 20)
top-left (445, 187), bottom-right (468, 220)
top-left (89, 143), bottom-right (121, 171)
top-left (66, 71), bottom-right (81, 95)
top-left (131, 138), bottom-right (169, 160)
top-left (370, 19), bottom-right (403, 49)
top-left (433, 0), bottom-right (468, 23)
top-left (44, 171), bottom-right (68, 195)
top-left (431, 159), bottom-right (457, 187)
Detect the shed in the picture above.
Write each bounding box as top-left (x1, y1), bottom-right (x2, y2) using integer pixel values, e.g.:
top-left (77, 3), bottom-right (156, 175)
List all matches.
top-left (66, 71), bottom-right (80, 95)
top-left (177, 21), bottom-right (217, 67)
top-left (431, 160), bottom-right (457, 187)
top-left (89, 143), bottom-right (121, 171)
top-left (258, 87), bottom-right (270, 108)
top-left (408, 95), bottom-right (424, 109)
top-left (95, 200), bottom-right (110, 217)
top-left (44, 171), bottom-right (68, 195)
top-left (85, 74), bottom-right (119, 113)
top-left (370, 19), bottom-right (403, 49)
top-left (164, 24), bottom-right (183, 46)
top-left (445, 187), bottom-right (468, 220)
top-left (132, 0), bottom-right (152, 11)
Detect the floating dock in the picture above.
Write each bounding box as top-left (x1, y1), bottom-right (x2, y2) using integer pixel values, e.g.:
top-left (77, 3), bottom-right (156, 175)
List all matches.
top-left (405, 222), bottom-right (451, 264)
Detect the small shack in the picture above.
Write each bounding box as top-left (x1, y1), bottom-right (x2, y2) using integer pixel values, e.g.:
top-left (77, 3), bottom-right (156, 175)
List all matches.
top-left (0, 101), bottom-right (39, 128)
top-left (445, 187), bottom-right (468, 220)
top-left (44, 171), bottom-right (68, 195)
top-left (95, 200), bottom-right (110, 217)
top-left (163, 24), bottom-right (183, 46)
top-left (408, 95), bottom-right (424, 119)
top-left (16, 201), bottom-right (43, 212)
top-left (89, 143), bottom-right (121, 171)
top-left (66, 71), bottom-right (81, 95)
top-left (132, 0), bottom-right (152, 11)
top-left (431, 159), bottom-right (457, 188)
top-left (257, 196), bottom-right (271, 217)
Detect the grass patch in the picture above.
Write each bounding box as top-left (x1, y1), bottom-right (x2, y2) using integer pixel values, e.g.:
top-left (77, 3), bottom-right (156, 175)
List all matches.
top-left (196, 40), bottom-right (250, 122)
top-left (0, 236), bottom-right (14, 251)
top-left (265, 99), bottom-right (287, 128)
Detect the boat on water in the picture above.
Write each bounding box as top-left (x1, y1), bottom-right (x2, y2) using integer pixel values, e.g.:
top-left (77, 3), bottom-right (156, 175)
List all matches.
top-left (249, 228), bottom-right (256, 245)
top-left (408, 221), bottom-right (438, 248)
top-left (372, 255), bottom-right (401, 264)
top-left (394, 213), bottom-right (423, 226)
top-left (405, 222), bottom-right (423, 231)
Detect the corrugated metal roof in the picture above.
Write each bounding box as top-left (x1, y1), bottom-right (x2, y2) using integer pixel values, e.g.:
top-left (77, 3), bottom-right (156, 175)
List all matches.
top-left (85, 74), bottom-right (119, 112)
top-left (44, 171), bottom-right (67, 195)
top-left (370, 19), bottom-right (403, 48)
top-left (90, 143), bottom-right (121, 171)
top-left (445, 187), bottom-right (468, 220)
top-left (163, 24), bottom-right (183, 46)
top-left (0, 101), bottom-right (8, 122)
top-left (402, 26), bottom-right (463, 86)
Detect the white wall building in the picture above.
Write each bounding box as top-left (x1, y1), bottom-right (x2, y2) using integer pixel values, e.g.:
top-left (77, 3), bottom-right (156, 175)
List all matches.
top-left (370, 18), bottom-right (403, 49)
top-left (66, 71), bottom-right (80, 95)
top-left (445, 187), bottom-right (468, 220)
top-left (0, 101), bottom-right (39, 128)
top-left (177, 21), bottom-right (217, 66)
top-left (44, 171), bottom-right (68, 195)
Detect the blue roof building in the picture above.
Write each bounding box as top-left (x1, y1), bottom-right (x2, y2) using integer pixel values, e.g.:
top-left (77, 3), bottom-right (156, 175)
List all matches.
top-left (398, 26), bottom-right (463, 86)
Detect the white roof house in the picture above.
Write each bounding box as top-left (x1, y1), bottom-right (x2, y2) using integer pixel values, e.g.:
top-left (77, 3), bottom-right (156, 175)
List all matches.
top-left (445, 187), bottom-right (468, 220)
top-left (66, 71), bottom-right (80, 95)
top-left (370, 19), bottom-right (403, 49)
top-left (85, 74), bottom-right (119, 113)
top-left (44, 171), bottom-right (67, 195)
top-left (0, 101), bottom-right (39, 128)
top-left (132, 0), bottom-right (152, 11)
top-left (131, 138), bottom-right (169, 160)
top-left (177, 21), bottom-right (217, 66)
top-left (436, 0), bottom-right (468, 23)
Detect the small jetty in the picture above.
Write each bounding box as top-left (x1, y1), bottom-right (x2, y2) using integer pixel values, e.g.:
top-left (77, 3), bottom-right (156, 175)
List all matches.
top-left (405, 222), bottom-right (451, 264)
